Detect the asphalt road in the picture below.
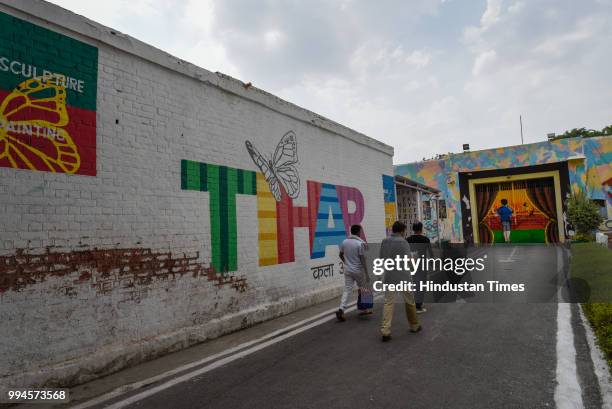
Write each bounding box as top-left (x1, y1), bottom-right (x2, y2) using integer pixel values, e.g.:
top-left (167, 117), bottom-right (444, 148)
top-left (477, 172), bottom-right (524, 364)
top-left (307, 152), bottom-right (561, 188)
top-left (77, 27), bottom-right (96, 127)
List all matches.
top-left (81, 245), bottom-right (603, 409)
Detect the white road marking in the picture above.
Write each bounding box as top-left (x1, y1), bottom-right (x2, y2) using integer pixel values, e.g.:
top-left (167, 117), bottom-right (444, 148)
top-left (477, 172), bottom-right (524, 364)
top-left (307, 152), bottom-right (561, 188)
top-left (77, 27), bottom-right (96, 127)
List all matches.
top-left (578, 305), bottom-right (612, 409)
top-left (103, 305), bottom-right (360, 409)
top-left (69, 303), bottom-right (360, 409)
top-left (499, 246), bottom-right (518, 263)
top-left (555, 302), bottom-right (584, 409)
top-left (555, 246), bottom-right (583, 409)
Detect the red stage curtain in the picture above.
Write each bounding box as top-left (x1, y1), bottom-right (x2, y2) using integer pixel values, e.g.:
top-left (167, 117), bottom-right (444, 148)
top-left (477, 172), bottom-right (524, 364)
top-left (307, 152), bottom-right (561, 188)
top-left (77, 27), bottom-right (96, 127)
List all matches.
top-left (525, 179), bottom-right (559, 243)
top-left (475, 183), bottom-right (498, 243)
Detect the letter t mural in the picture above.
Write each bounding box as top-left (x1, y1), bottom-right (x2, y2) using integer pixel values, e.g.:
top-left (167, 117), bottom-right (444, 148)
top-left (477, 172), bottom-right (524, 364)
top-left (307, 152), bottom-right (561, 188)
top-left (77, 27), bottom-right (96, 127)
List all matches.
top-left (181, 160), bottom-right (257, 273)
top-left (181, 159), bottom-right (367, 273)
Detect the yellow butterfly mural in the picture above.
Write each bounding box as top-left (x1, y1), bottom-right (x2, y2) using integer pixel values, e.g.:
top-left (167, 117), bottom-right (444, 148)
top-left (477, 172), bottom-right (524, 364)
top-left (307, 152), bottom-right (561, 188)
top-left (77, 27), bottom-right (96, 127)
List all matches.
top-left (0, 75), bottom-right (80, 174)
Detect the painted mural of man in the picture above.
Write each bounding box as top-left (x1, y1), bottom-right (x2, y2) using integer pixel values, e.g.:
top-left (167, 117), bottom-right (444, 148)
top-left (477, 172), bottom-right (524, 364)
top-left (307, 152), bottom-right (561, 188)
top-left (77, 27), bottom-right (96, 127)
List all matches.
top-left (497, 199), bottom-right (514, 243)
top-left (336, 224), bottom-right (371, 322)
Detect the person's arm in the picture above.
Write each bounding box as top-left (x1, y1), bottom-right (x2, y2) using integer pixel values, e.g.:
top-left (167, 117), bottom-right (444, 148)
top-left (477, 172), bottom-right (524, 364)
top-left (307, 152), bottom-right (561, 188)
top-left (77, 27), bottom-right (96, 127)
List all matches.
top-left (358, 242), bottom-right (369, 282)
top-left (339, 251), bottom-right (345, 263)
top-left (404, 240), bottom-right (412, 255)
top-left (360, 254), bottom-right (369, 282)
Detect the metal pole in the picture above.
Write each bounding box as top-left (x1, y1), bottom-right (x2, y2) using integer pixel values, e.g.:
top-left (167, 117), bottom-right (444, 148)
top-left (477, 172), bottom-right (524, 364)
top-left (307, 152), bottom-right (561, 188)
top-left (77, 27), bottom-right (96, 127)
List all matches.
top-left (520, 115), bottom-right (524, 144)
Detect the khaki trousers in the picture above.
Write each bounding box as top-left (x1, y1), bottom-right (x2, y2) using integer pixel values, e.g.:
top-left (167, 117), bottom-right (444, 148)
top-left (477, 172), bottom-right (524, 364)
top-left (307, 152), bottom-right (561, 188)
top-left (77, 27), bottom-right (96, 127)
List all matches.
top-left (380, 290), bottom-right (420, 336)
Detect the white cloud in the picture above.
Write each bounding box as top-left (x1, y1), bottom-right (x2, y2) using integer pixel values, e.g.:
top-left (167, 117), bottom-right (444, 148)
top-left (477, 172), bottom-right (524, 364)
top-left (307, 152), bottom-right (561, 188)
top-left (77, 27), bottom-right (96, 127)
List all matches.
top-left (47, 0), bottom-right (612, 164)
top-left (508, 1), bottom-right (525, 14)
top-left (533, 16), bottom-right (600, 57)
top-left (472, 49), bottom-right (497, 76)
top-left (405, 50), bottom-right (432, 68)
top-left (263, 30), bottom-right (286, 51)
top-left (480, 0), bottom-right (503, 29)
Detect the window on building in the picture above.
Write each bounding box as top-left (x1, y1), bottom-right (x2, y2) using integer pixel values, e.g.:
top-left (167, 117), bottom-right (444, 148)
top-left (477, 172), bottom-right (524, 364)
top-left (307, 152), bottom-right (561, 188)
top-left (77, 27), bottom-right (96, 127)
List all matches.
top-left (438, 200), bottom-right (447, 219)
top-left (422, 201), bottom-right (431, 219)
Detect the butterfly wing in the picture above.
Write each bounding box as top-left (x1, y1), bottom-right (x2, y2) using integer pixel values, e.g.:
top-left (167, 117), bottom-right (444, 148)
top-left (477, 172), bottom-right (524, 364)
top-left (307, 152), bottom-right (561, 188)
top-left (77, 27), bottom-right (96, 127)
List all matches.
top-left (0, 75), bottom-right (79, 173)
top-left (271, 131), bottom-right (299, 199)
top-left (272, 131), bottom-right (298, 169)
top-left (275, 164), bottom-right (300, 199)
top-left (245, 140), bottom-right (282, 201)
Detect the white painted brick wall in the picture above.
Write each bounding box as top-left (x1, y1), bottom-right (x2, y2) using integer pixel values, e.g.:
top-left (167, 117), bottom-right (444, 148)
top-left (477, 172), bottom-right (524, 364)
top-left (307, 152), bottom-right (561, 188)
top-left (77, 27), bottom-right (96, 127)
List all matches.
top-left (0, 0), bottom-right (394, 390)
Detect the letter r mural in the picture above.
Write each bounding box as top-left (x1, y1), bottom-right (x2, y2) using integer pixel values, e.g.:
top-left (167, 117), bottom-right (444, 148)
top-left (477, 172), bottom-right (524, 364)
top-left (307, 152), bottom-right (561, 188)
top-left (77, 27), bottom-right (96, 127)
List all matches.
top-left (181, 160), bottom-right (367, 272)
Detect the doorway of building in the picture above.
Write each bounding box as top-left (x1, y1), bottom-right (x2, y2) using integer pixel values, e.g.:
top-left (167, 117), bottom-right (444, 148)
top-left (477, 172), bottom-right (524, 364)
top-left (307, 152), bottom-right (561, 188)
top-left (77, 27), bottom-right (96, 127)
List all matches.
top-left (470, 175), bottom-right (563, 244)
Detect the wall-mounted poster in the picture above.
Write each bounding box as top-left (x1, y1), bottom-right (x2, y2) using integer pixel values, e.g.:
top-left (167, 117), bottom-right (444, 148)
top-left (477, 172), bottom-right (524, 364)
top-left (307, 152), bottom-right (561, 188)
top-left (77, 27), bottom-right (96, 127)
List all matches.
top-left (0, 11), bottom-right (98, 176)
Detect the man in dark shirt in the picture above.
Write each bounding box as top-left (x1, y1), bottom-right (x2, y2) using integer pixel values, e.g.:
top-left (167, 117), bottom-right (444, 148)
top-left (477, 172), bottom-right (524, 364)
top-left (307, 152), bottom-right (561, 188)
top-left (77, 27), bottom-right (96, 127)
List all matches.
top-left (406, 221), bottom-right (433, 313)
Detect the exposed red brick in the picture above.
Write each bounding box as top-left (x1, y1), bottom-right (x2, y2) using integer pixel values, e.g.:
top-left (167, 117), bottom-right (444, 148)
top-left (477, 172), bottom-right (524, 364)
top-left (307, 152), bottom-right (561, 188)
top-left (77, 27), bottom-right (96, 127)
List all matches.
top-left (0, 247), bottom-right (247, 294)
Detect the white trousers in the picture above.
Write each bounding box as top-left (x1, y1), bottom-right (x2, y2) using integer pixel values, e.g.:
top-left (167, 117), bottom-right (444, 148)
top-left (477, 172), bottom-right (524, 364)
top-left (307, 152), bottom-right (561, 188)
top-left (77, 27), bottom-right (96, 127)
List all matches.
top-left (339, 270), bottom-right (367, 311)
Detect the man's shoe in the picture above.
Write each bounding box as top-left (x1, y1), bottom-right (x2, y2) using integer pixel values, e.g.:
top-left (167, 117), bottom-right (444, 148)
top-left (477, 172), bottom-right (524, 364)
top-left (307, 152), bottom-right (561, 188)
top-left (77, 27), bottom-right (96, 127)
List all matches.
top-left (410, 325), bottom-right (423, 333)
top-left (335, 309), bottom-right (346, 322)
top-left (382, 335), bottom-right (392, 342)
top-left (416, 307), bottom-right (427, 314)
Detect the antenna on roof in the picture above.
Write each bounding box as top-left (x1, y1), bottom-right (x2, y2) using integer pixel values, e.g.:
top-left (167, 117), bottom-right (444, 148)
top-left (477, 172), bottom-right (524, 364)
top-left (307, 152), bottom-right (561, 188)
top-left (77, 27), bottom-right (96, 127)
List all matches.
top-left (520, 115), bottom-right (524, 144)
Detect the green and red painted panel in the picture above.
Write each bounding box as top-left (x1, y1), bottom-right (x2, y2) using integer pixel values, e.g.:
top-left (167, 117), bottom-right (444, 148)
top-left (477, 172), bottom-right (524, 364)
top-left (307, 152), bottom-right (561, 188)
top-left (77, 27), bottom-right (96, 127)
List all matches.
top-left (0, 11), bottom-right (98, 175)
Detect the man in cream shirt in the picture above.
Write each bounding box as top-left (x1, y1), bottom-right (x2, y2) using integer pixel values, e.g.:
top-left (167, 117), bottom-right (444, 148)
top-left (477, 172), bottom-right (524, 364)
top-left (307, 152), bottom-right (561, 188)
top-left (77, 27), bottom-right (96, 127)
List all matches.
top-left (336, 225), bottom-right (370, 321)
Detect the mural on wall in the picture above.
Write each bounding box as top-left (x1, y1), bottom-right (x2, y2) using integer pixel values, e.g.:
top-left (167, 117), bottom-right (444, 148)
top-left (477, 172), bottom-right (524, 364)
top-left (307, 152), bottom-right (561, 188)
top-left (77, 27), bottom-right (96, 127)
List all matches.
top-left (382, 174), bottom-right (397, 234)
top-left (477, 179), bottom-right (557, 244)
top-left (181, 160), bottom-right (257, 273)
top-left (583, 137), bottom-right (612, 204)
top-left (421, 193), bottom-right (439, 241)
top-left (182, 131), bottom-right (372, 272)
top-left (395, 136), bottom-right (612, 242)
top-left (245, 131), bottom-right (300, 201)
top-left (0, 11), bottom-right (97, 176)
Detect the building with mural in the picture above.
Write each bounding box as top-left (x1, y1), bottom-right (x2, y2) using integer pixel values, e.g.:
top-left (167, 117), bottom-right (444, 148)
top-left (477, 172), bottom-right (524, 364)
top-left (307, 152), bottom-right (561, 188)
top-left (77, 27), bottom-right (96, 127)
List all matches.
top-left (395, 136), bottom-right (612, 244)
top-left (394, 175), bottom-right (441, 242)
top-left (0, 1), bottom-right (396, 390)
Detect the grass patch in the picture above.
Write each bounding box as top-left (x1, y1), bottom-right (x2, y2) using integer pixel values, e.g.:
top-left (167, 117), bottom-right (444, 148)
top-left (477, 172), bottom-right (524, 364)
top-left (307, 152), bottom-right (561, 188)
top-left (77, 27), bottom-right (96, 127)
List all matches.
top-left (570, 243), bottom-right (612, 373)
top-left (570, 243), bottom-right (612, 302)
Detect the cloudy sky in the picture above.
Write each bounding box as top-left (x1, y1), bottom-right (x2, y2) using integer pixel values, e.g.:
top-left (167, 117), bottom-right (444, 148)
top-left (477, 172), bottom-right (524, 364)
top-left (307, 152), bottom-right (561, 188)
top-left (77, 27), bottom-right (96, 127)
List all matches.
top-left (50, 0), bottom-right (612, 164)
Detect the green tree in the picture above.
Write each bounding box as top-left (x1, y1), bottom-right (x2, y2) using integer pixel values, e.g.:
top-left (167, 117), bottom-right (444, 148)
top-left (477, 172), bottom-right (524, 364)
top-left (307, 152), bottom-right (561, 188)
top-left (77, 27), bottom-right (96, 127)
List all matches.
top-left (552, 125), bottom-right (612, 140)
top-left (566, 192), bottom-right (603, 241)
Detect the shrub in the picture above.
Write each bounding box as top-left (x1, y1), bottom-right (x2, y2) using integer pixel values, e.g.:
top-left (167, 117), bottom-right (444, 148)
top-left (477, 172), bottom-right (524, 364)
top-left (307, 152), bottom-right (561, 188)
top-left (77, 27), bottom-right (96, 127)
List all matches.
top-left (566, 192), bottom-right (603, 239)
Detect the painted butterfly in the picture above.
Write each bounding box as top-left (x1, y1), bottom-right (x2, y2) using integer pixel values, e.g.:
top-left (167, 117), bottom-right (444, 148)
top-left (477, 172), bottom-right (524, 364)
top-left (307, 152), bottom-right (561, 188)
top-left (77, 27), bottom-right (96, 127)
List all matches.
top-left (245, 131), bottom-right (300, 202)
top-left (0, 75), bottom-right (80, 173)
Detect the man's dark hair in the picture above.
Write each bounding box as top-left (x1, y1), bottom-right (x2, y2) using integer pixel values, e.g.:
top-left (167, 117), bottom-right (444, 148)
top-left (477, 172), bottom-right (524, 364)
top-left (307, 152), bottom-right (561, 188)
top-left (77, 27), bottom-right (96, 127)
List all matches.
top-left (412, 221), bottom-right (423, 233)
top-left (501, 198), bottom-right (508, 206)
top-left (392, 221), bottom-right (407, 233)
top-left (350, 224), bottom-right (362, 235)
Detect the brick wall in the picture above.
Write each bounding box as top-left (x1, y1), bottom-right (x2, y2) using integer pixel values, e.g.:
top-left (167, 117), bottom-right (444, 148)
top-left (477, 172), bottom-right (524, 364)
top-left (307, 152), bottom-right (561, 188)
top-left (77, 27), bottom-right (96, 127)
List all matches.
top-left (0, 0), bottom-right (394, 389)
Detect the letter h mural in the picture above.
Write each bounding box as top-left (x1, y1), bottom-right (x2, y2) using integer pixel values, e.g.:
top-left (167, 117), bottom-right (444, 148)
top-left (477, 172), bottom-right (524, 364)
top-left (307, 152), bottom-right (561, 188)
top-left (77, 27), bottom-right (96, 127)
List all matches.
top-left (181, 159), bottom-right (367, 273)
